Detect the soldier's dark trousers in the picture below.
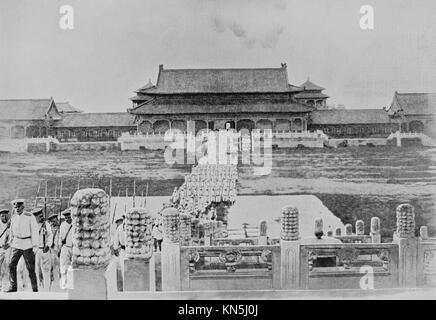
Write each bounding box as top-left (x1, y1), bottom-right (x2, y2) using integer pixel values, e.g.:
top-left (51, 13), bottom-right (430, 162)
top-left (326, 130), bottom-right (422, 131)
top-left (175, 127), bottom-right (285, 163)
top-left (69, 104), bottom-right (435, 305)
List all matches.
top-left (9, 248), bottom-right (38, 292)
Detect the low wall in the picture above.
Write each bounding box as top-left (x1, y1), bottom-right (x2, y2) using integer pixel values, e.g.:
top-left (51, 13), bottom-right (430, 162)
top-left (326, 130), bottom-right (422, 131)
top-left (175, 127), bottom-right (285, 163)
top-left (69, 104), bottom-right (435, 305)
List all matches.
top-left (273, 137), bottom-right (324, 148)
top-left (299, 243), bottom-right (399, 290)
top-left (119, 134), bottom-right (168, 151)
top-left (51, 141), bottom-right (120, 152)
top-left (179, 245), bottom-right (281, 291)
top-left (328, 138), bottom-right (388, 148)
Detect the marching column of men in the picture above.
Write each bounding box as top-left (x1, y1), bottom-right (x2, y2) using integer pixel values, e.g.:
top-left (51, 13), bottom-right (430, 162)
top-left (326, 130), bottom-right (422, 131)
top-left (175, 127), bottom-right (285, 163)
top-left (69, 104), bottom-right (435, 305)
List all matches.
top-left (171, 164), bottom-right (238, 219)
top-left (0, 195), bottom-right (164, 292)
top-left (58, 209), bottom-right (72, 290)
top-left (0, 199), bottom-right (74, 293)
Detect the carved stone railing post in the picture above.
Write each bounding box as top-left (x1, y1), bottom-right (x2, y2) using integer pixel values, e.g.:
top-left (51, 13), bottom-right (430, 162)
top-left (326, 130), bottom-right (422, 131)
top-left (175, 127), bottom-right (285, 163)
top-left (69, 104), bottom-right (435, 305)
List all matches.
top-left (202, 222), bottom-right (212, 246)
top-left (179, 213), bottom-right (192, 246)
top-left (68, 188), bottom-right (110, 300)
top-left (356, 220), bottom-right (364, 236)
top-left (191, 218), bottom-right (200, 245)
top-left (258, 220), bottom-right (268, 245)
top-left (393, 203), bottom-right (418, 287)
top-left (123, 208), bottom-right (155, 291)
top-left (161, 207), bottom-right (181, 291)
top-left (419, 226), bottom-right (428, 240)
top-left (345, 223), bottom-right (353, 236)
top-left (370, 217), bottom-right (381, 243)
top-left (280, 206), bottom-right (300, 289)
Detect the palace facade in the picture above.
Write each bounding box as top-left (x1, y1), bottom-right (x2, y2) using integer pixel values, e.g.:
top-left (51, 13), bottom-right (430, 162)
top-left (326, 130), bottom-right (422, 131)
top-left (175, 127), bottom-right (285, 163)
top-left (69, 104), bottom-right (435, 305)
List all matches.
top-left (1, 64), bottom-right (434, 142)
top-left (128, 64), bottom-right (315, 134)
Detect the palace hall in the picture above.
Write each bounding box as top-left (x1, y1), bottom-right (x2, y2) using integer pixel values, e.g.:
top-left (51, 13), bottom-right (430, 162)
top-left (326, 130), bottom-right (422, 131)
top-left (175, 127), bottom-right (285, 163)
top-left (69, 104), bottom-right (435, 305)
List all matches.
top-left (128, 64), bottom-right (317, 134)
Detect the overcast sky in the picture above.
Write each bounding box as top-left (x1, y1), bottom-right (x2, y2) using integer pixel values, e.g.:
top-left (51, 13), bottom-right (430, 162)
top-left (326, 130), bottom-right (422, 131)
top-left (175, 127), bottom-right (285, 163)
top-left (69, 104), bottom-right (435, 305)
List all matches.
top-left (1, 0), bottom-right (435, 112)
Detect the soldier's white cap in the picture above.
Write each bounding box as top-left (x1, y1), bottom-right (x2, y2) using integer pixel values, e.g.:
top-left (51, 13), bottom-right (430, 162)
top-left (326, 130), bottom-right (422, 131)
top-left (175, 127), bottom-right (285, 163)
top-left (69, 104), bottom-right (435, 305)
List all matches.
top-left (61, 208), bottom-right (71, 217)
top-left (11, 199), bottom-right (25, 206)
top-left (31, 207), bottom-right (44, 216)
top-left (0, 208), bottom-right (9, 215)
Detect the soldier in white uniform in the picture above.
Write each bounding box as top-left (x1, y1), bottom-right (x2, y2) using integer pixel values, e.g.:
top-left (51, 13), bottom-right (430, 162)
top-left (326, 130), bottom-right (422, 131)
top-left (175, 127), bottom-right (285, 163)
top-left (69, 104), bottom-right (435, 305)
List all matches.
top-left (47, 213), bottom-right (61, 291)
top-left (113, 215), bottom-right (126, 287)
top-left (33, 208), bottom-right (53, 291)
top-left (58, 209), bottom-right (73, 290)
top-left (0, 209), bottom-right (11, 290)
top-left (5, 199), bottom-right (39, 292)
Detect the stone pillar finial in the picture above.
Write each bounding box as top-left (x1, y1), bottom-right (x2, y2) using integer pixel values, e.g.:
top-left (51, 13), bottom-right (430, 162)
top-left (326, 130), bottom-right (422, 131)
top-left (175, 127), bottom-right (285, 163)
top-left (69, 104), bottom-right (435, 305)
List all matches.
top-left (280, 206), bottom-right (299, 241)
top-left (335, 227), bottom-right (342, 237)
top-left (190, 218), bottom-right (200, 244)
top-left (259, 220), bottom-right (268, 237)
top-left (345, 223), bottom-right (353, 236)
top-left (396, 204), bottom-right (416, 238)
top-left (420, 226), bottom-right (428, 240)
top-left (314, 217), bottom-right (323, 239)
top-left (356, 220), bottom-right (365, 236)
top-left (371, 217), bottom-right (380, 234)
top-left (370, 217), bottom-right (381, 243)
top-left (179, 213), bottom-right (191, 245)
top-left (162, 207), bottom-right (180, 243)
top-left (125, 207), bottom-right (153, 260)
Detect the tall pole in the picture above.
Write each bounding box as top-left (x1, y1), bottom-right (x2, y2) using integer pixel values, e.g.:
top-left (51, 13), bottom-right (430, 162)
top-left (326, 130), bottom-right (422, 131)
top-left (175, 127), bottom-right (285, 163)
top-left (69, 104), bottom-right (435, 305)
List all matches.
top-left (35, 180), bottom-right (41, 207)
top-left (144, 182), bottom-right (149, 207)
top-left (133, 179), bottom-right (136, 208)
top-left (59, 180), bottom-right (63, 222)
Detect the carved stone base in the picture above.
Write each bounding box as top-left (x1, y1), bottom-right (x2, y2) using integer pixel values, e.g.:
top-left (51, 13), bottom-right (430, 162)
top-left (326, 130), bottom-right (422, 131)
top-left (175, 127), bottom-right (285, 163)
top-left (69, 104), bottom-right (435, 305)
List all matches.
top-left (161, 242), bottom-right (181, 291)
top-left (123, 256), bottom-right (155, 291)
top-left (280, 240), bottom-right (300, 289)
top-left (394, 236), bottom-right (418, 287)
top-left (67, 268), bottom-right (107, 300)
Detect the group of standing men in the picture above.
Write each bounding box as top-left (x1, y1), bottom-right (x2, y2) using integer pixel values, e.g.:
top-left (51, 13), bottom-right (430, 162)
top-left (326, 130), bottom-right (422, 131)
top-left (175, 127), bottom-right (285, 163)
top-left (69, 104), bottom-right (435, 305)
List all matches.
top-left (0, 199), bottom-right (73, 292)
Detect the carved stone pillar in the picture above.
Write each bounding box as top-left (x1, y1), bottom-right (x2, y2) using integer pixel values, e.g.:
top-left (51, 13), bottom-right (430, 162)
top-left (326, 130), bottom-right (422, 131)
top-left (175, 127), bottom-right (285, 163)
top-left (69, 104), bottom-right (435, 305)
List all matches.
top-left (179, 213), bottom-right (192, 246)
top-left (393, 204), bottom-right (418, 287)
top-left (280, 206), bottom-right (300, 289)
top-left (161, 207), bottom-right (181, 291)
top-left (370, 217), bottom-right (381, 243)
top-left (419, 226), bottom-right (428, 240)
top-left (190, 218), bottom-right (200, 245)
top-left (123, 207), bottom-right (155, 291)
top-left (68, 188), bottom-right (111, 300)
top-left (345, 223), bottom-right (353, 236)
top-left (356, 220), bottom-right (365, 236)
top-left (254, 220), bottom-right (266, 245)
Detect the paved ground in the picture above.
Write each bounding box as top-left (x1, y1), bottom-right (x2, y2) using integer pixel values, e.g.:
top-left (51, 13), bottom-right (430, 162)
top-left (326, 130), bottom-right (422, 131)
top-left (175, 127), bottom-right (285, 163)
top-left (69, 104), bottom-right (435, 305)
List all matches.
top-left (0, 287), bottom-right (434, 300)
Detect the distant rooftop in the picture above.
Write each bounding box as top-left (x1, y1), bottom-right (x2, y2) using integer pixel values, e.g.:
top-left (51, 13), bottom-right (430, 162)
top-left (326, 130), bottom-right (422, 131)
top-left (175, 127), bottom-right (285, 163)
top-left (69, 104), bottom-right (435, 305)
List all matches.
top-left (0, 98), bottom-right (61, 120)
top-left (56, 102), bottom-right (83, 113)
top-left (387, 92), bottom-right (436, 116)
top-left (137, 64), bottom-right (303, 94)
top-left (311, 109), bottom-right (391, 125)
top-left (300, 79), bottom-right (325, 91)
top-left (54, 112), bottom-right (136, 128)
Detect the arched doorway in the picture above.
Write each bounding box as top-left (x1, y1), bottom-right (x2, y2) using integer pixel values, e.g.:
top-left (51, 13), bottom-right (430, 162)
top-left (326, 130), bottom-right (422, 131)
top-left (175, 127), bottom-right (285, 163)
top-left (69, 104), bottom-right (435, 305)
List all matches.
top-left (275, 119), bottom-right (291, 131)
top-left (236, 119), bottom-right (255, 132)
top-left (292, 118), bottom-right (303, 132)
top-left (409, 120), bottom-right (424, 133)
top-left (195, 120), bottom-right (207, 134)
top-left (139, 120), bottom-right (153, 134)
top-left (153, 120), bottom-right (170, 134)
top-left (256, 119), bottom-right (273, 131)
top-left (10, 125), bottom-right (25, 139)
top-left (26, 125), bottom-right (40, 138)
top-left (172, 120), bottom-right (187, 132)
top-left (224, 120), bottom-right (236, 130)
top-left (0, 127), bottom-right (7, 138)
